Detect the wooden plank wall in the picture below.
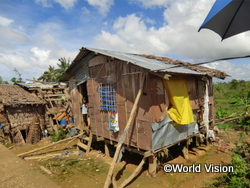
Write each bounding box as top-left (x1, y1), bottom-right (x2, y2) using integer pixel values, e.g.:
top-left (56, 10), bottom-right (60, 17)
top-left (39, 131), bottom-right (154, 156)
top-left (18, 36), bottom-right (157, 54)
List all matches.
top-left (69, 80), bottom-right (82, 129)
top-left (186, 76), bottom-right (215, 125)
top-left (87, 56), bottom-right (166, 151)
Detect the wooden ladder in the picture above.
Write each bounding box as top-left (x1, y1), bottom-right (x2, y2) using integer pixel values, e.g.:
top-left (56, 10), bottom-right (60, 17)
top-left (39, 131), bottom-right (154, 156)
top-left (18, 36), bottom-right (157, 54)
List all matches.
top-left (76, 132), bottom-right (93, 154)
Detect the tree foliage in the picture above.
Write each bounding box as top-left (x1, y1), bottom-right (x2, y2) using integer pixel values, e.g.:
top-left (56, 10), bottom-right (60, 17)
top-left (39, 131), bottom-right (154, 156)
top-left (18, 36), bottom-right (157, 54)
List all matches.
top-left (214, 79), bottom-right (250, 100)
top-left (0, 76), bottom-right (9, 84)
top-left (11, 68), bottom-right (23, 83)
top-left (38, 57), bottom-right (70, 82)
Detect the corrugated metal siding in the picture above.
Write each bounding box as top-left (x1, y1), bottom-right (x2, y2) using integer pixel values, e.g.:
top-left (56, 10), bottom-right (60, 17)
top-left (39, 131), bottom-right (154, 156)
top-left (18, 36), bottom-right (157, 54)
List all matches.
top-left (75, 60), bottom-right (90, 86)
top-left (61, 52), bottom-right (94, 81)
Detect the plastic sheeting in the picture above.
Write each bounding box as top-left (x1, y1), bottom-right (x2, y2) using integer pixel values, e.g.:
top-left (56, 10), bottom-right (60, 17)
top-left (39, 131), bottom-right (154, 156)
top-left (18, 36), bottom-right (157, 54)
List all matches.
top-left (163, 78), bottom-right (194, 125)
top-left (203, 81), bottom-right (210, 136)
top-left (152, 114), bottom-right (199, 151)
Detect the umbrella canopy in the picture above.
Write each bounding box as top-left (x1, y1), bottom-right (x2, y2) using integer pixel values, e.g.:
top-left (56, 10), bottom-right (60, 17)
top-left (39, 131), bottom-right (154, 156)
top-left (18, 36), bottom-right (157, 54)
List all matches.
top-left (199, 0), bottom-right (250, 40)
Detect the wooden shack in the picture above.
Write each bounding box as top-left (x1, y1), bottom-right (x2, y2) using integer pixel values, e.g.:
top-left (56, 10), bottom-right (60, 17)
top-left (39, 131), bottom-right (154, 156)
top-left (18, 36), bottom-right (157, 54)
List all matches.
top-left (60, 47), bottom-right (229, 155)
top-left (0, 84), bottom-right (46, 145)
top-left (16, 82), bottom-right (71, 132)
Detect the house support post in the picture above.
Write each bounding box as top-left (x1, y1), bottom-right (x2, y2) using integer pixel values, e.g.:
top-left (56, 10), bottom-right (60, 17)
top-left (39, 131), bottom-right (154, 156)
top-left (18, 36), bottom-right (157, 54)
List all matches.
top-left (182, 140), bottom-right (189, 159)
top-left (148, 155), bottom-right (157, 176)
top-left (104, 140), bottom-right (110, 157)
top-left (103, 73), bottom-right (146, 188)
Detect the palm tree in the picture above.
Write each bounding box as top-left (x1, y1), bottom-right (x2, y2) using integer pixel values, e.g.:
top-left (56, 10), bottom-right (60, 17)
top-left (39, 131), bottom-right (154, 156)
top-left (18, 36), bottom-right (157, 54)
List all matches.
top-left (38, 65), bottom-right (57, 82)
top-left (38, 57), bottom-right (71, 82)
top-left (55, 57), bottom-right (71, 81)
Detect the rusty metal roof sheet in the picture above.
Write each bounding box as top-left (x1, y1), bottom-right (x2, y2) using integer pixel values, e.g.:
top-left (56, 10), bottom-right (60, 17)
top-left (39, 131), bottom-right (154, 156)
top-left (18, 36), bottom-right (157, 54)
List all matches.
top-left (83, 47), bottom-right (205, 75)
top-left (61, 47), bottom-right (229, 80)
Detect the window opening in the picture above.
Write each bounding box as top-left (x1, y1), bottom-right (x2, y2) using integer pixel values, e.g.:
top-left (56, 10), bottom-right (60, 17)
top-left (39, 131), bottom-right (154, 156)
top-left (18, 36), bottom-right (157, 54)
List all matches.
top-left (99, 83), bottom-right (119, 131)
top-left (99, 83), bottom-right (116, 111)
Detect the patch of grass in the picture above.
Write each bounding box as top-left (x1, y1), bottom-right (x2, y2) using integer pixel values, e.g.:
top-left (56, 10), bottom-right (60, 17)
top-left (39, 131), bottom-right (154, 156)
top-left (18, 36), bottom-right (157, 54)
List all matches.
top-left (203, 175), bottom-right (227, 188)
top-left (217, 123), bottom-right (234, 130)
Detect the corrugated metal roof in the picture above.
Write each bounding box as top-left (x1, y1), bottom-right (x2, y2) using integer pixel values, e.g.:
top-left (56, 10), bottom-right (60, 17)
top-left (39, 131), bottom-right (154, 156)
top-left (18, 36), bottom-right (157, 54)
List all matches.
top-left (17, 82), bottom-right (54, 88)
top-left (16, 82), bottom-right (66, 89)
top-left (84, 47), bottom-right (205, 76)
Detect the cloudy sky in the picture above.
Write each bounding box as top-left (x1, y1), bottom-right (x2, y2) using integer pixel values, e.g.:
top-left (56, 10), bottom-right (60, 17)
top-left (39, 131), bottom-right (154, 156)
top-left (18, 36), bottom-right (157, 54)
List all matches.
top-left (1, 0), bottom-right (250, 83)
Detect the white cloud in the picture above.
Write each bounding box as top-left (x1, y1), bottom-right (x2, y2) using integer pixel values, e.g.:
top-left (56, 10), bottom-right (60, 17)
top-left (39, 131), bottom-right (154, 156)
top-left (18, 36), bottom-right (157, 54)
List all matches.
top-left (94, 31), bottom-right (132, 52)
top-left (204, 61), bottom-right (250, 81)
top-left (31, 47), bottom-right (51, 62)
top-left (82, 7), bottom-right (91, 15)
top-left (0, 16), bottom-right (14, 27)
top-left (94, 0), bottom-right (250, 61)
top-left (54, 0), bottom-right (78, 9)
top-left (129, 0), bottom-right (173, 8)
top-left (93, 0), bottom-right (250, 81)
top-left (94, 14), bottom-right (170, 54)
top-left (2, 0), bottom-right (250, 82)
top-left (35, 0), bottom-right (53, 7)
top-left (145, 18), bottom-right (155, 25)
top-left (0, 26), bottom-right (29, 44)
top-left (85, 0), bottom-right (114, 16)
top-left (0, 53), bottom-right (30, 68)
top-left (35, 0), bottom-right (77, 9)
top-left (0, 14), bottom-right (77, 80)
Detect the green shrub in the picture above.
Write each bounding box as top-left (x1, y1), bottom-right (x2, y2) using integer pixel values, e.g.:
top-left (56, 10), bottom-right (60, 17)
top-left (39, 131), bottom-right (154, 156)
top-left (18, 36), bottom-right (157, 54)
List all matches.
top-left (227, 153), bottom-right (250, 188)
top-left (49, 129), bottom-right (68, 142)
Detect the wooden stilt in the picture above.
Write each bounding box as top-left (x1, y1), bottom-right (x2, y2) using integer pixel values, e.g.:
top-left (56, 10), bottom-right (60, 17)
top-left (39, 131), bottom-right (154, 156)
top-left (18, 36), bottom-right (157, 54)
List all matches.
top-left (86, 132), bottom-right (92, 154)
top-left (148, 155), bottom-right (157, 176)
top-left (104, 140), bottom-right (110, 157)
top-left (103, 73), bottom-right (146, 188)
top-left (205, 137), bottom-right (210, 146)
top-left (182, 140), bottom-right (189, 159)
top-left (195, 136), bottom-right (199, 146)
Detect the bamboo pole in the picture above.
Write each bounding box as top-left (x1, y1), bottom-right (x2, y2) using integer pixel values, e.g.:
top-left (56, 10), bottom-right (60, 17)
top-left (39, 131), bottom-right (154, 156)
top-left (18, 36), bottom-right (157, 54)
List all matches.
top-left (103, 73), bottom-right (146, 188)
top-left (40, 166), bottom-right (53, 175)
top-left (17, 132), bottom-right (85, 157)
top-left (118, 156), bottom-right (147, 188)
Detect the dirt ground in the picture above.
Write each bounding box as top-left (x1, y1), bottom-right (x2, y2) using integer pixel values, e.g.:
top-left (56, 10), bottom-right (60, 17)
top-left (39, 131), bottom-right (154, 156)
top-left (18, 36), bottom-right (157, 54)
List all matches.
top-left (2, 129), bottom-right (239, 188)
top-left (0, 143), bottom-right (60, 188)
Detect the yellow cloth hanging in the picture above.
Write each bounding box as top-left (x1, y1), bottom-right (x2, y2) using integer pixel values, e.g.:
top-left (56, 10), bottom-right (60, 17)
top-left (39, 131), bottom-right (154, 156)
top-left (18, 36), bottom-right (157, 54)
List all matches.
top-left (163, 78), bottom-right (194, 125)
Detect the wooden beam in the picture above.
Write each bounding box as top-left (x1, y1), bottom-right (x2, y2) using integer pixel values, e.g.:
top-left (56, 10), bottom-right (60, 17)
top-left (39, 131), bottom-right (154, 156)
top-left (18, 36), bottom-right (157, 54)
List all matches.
top-left (118, 156), bottom-right (147, 188)
top-left (150, 72), bottom-right (171, 80)
top-left (17, 132), bottom-right (85, 157)
top-left (40, 166), bottom-right (53, 175)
